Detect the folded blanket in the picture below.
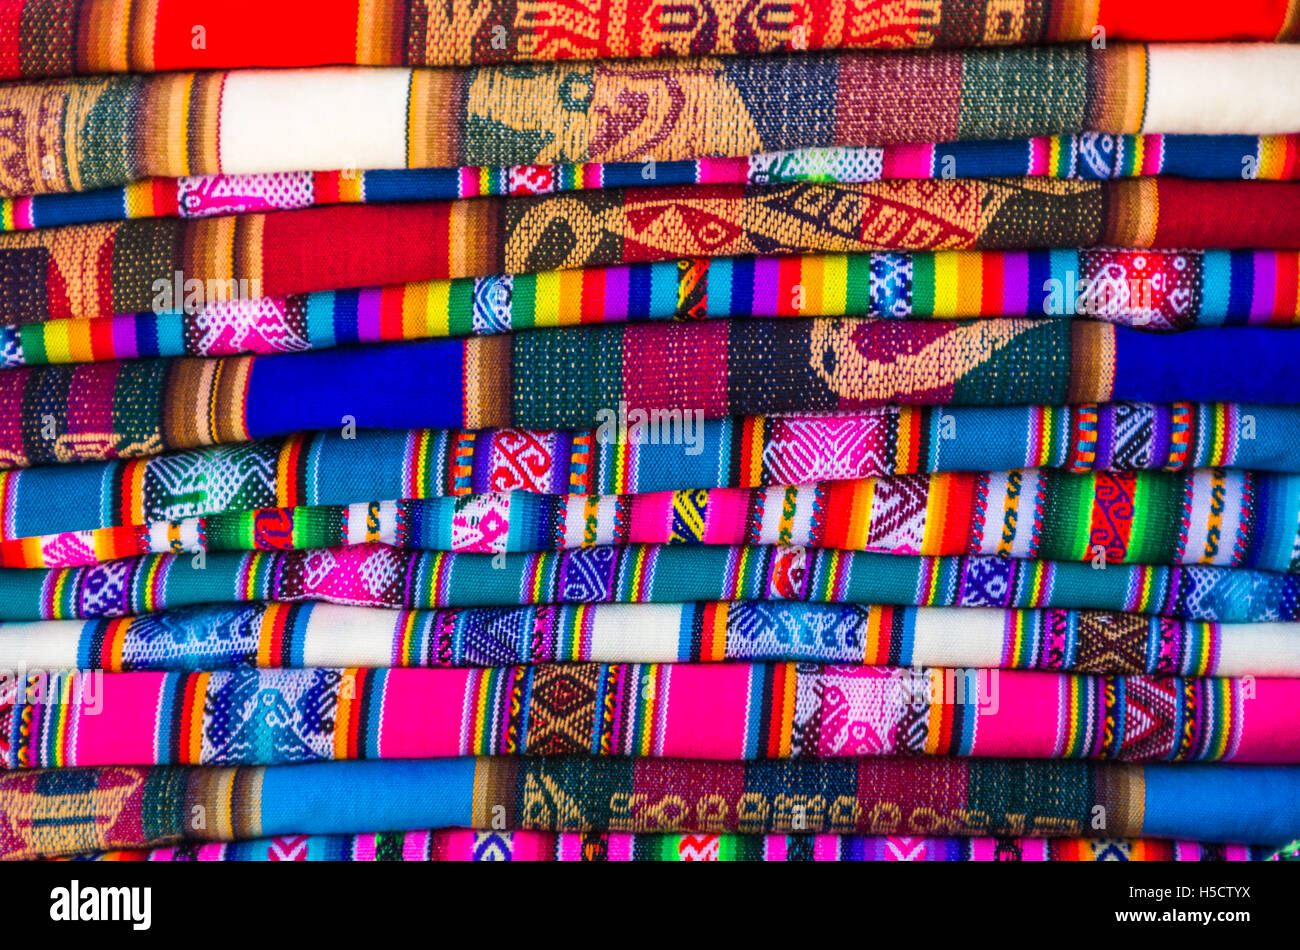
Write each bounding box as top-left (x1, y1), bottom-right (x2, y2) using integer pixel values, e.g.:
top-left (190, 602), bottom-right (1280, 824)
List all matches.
top-left (7, 134), bottom-right (1299, 232)
top-left (7, 544), bottom-right (1296, 625)
top-left (6, 180), bottom-right (1300, 326)
top-left (6, 469), bottom-right (1296, 572)
top-left (7, 247), bottom-right (1300, 368)
top-left (78, 832), bottom-right (1271, 863)
top-left (10, 320), bottom-right (1300, 467)
top-left (7, 600), bottom-right (1293, 677)
top-left (4, 757), bottom-right (1297, 859)
top-left (5, 664), bottom-right (1290, 767)
top-left (2, 404), bottom-right (1287, 539)
top-left (2, 45), bottom-right (1300, 197)
top-left (6, 45), bottom-right (1300, 196)
top-left (6, 0), bottom-right (1299, 77)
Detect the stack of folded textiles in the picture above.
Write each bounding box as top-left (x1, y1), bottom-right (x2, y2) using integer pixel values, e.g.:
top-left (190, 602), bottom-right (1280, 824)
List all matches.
top-left (2, 0), bottom-right (1300, 865)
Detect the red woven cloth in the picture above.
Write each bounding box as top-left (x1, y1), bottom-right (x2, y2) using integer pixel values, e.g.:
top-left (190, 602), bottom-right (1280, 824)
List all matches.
top-left (1, 0), bottom-right (1295, 78)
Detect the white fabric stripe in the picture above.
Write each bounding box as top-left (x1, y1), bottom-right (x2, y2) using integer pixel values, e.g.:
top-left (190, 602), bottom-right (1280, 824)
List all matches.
top-left (588, 604), bottom-right (683, 663)
top-left (298, 603), bottom-right (394, 667)
top-left (908, 607), bottom-right (1005, 668)
top-left (4, 606), bottom-right (1300, 677)
top-left (1145, 44), bottom-right (1300, 135)
top-left (218, 68), bottom-right (411, 174)
top-left (1216, 622), bottom-right (1300, 677)
top-left (0, 621), bottom-right (83, 670)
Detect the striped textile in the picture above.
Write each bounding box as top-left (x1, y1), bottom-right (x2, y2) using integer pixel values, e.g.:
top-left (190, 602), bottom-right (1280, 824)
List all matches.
top-left (5, 0), bottom-right (1299, 78)
top-left (0, 664), bottom-right (1288, 767)
top-left (7, 46), bottom-right (1300, 196)
top-left (0, 403), bottom-right (1286, 541)
top-left (6, 543), bottom-right (1296, 625)
top-left (5, 134), bottom-right (1299, 232)
top-left (7, 247), bottom-right (1300, 369)
top-left (78, 831), bottom-right (1271, 863)
top-left (5, 599), bottom-right (1292, 678)
top-left (3, 757), bottom-right (1298, 860)
top-left (4, 468), bottom-right (1297, 573)
top-left (8, 320), bottom-right (1300, 469)
top-left (5, 180), bottom-right (1300, 327)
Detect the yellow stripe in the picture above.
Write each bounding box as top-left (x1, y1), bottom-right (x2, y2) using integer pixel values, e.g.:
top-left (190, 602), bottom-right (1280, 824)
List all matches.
top-left (533, 271), bottom-right (561, 326)
top-left (919, 472), bottom-right (952, 555)
top-left (821, 254), bottom-right (848, 315)
top-left (931, 251), bottom-right (960, 317)
top-left (424, 279), bottom-right (451, 337)
top-left (43, 320), bottom-right (73, 364)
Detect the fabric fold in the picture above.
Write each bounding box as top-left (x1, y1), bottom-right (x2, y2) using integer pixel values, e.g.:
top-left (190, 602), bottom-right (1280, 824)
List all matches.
top-left (1, 403), bottom-right (1290, 540)
top-left (75, 831), bottom-right (1272, 863)
top-left (7, 247), bottom-right (1300, 369)
top-left (5, 1), bottom-right (1299, 77)
top-left (4, 756), bottom-right (1299, 859)
top-left (7, 46), bottom-right (1300, 196)
top-left (6, 180), bottom-right (1300, 326)
top-left (6, 468), bottom-right (1298, 572)
top-left (7, 544), bottom-right (1297, 625)
top-left (5, 600), bottom-right (1295, 677)
top-left (10, 320), bottom-right (1300, 467)
top-left (6, 134), bottom-right (1300, 232)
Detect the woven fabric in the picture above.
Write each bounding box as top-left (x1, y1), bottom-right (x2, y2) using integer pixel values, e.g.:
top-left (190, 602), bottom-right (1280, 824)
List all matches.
top-left (8, 600), bottom-right (1294, 678)
top-left (6, 664), bottom-right (1287, 767)
top-left (3, 756), bottom-right (1298, 860)
top-left (6, 134), bottom-right (1300, 232)
top-left (5, 180), bottom-right (1300, 327)
top-left (6, 468), bottom-right (1298, 573)
top-left (3, 403), bottom-right (1291, 540)
top-left (79, 831), bottom-right (1269, 863)
top-left (5, 1), bottom-right (1299, 78)
top-left (8, 247), bottom-right (1300, 369)
top-left (9, 320), bottom-right (1300, 468)
top-left (8, 543), bottom-right (1297, 625)
top-left (11, 45), bottom-right (1300, 196)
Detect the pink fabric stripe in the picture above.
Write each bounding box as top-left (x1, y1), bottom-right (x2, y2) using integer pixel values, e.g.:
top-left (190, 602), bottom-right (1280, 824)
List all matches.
top-left (372, 667), bottom-right (470, 759)
top-left (1027, 137), bottom-right (1051, 175)
top-left (697, 156), bottom-right (747, 184)
top-left (657, 663), bottom-right (750, 758)
top-left (627, 492), bottom-right (673, 545)
top-left (881, 142), bottom-right (934, 179)
top-left (812, 834), bottom-right (838, 861)
top-left (604, 832), bottom-right (636, 861)
top-left (352, 833), bottom-right (378, 861)
top-left (69, 671), bottom-right (165, 766)
top-left (702, 488), bottom-right (750, 544)
top-left (402, 829), bottom-right (430, 860)
top-left (967, 669), bottom-right (1060, 758)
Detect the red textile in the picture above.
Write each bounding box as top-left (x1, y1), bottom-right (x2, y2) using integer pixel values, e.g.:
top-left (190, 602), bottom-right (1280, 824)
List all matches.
top-left (0, 0), bottom-right (1295, 79)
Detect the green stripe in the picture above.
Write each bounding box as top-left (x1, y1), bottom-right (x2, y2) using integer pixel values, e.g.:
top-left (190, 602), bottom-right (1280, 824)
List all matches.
top-left (911, 253), bottom-right (935, 316)
top-left (446, 278), bottom-right (475, 336)
top-left (844, 254), bottom-right (874, 316)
